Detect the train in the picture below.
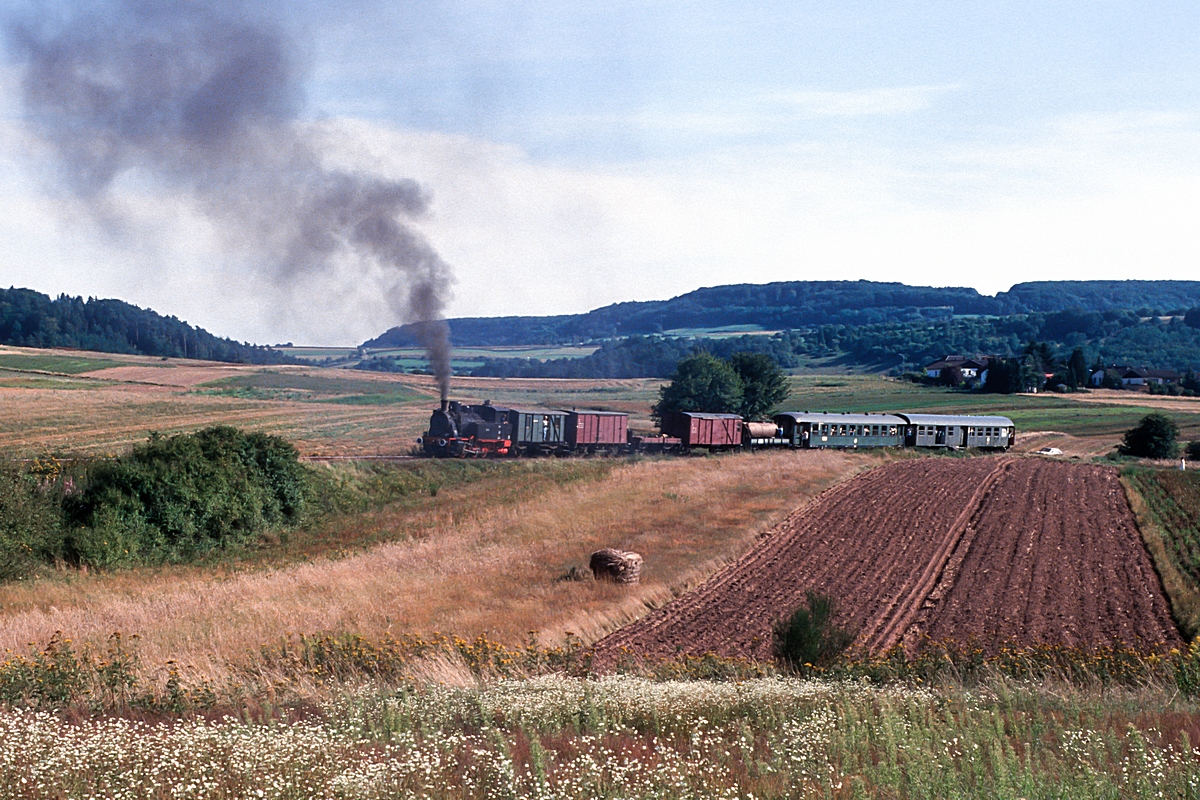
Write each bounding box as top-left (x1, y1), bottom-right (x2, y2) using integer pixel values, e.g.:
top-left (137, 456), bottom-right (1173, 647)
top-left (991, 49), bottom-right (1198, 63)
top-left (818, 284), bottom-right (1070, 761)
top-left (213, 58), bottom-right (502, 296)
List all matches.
top-left (419, 401), bottom-right (1015, 457)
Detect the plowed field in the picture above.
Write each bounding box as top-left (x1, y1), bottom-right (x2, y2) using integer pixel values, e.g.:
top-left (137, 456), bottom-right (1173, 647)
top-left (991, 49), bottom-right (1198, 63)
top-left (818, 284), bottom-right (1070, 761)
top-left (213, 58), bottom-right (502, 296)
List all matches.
top-left (593, 457), bottom-right (1180, 665)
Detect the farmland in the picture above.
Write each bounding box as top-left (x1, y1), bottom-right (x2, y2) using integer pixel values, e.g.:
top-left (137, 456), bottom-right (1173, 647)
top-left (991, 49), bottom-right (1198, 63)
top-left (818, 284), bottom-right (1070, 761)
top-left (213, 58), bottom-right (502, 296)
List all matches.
top-left (594, 458), bottom-right (1180, 666)
top-left (4, 343), bottom-right (1200, 796)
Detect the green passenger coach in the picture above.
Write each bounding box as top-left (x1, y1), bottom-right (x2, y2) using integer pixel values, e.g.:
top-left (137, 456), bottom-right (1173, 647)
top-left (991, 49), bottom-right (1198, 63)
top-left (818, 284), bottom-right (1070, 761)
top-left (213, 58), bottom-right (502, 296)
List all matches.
top-left (774, 412), bottom-right (907, 449)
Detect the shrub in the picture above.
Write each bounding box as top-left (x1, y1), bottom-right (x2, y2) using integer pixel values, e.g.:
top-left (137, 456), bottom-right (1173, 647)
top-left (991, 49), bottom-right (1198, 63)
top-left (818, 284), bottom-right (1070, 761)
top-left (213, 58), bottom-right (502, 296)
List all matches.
top-left (1187, 441), bottom-right (1200, 461)
top-left (0, 463), bottom-right (64, 580)
top-left (64, 426), bottom-right (309, 565)
top-left (772, 591), bottom-right (854, 674)
top-left (1119, 413), bottom-right (1179, 459)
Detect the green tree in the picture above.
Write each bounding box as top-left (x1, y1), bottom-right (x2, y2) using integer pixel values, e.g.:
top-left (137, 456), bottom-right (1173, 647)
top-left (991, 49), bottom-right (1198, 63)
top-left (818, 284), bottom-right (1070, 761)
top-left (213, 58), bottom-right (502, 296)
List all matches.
top-left (1067, 347), bottom-right (1089, 388)
top-left (1119, 413), bottom-right (1179, 459)
top-left (982, 358), bottom-right (1020, 394)
top-left (651, 352), bottom-right (744, 421)
top-left (728, 352), bottom-right (790, 420)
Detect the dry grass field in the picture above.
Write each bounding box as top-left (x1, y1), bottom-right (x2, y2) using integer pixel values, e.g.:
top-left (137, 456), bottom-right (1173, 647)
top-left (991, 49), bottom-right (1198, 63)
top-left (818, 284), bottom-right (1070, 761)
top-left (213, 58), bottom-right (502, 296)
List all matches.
top-left (0, 449), bottom-right (866, 685)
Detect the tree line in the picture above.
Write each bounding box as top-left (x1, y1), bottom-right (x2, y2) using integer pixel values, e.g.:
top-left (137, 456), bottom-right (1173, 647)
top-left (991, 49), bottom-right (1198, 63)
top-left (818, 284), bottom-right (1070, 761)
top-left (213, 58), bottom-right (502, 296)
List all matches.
top-left (0, 287), bottom-right (296, 364)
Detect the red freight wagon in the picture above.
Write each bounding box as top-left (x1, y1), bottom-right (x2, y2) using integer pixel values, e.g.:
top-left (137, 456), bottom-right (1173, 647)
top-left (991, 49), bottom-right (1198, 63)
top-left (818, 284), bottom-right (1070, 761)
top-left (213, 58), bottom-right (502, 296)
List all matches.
top-left (660, 412), bottom-right (743, 448)
top-left (565, 410), bottom-right (629, 449)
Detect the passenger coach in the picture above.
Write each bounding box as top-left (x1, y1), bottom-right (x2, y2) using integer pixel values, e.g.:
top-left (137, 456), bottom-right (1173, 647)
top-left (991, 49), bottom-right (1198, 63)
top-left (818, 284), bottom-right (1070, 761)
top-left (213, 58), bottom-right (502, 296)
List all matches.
top-left (895, 414), bottom-right (1014, 449)
top-left (774, 412), bottom-right (906, 449)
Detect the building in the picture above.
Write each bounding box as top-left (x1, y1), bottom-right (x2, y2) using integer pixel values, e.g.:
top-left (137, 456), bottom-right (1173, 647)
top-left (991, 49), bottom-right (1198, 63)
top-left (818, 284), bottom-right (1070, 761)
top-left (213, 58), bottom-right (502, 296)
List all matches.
top-left (923, 355), bottom-right (987, 380)
top-left (1090, 365), bottom-right (1181, 387)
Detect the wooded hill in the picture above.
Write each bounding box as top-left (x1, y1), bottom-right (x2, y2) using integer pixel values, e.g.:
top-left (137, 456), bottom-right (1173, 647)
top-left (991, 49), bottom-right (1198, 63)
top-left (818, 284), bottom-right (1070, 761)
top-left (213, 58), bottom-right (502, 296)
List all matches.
top-left (361, 280), bottom-right (1200, 378)
top-left (0, 287), bottom-right (294, 364)
top-left (365, 280), bottom-right (1200, 349)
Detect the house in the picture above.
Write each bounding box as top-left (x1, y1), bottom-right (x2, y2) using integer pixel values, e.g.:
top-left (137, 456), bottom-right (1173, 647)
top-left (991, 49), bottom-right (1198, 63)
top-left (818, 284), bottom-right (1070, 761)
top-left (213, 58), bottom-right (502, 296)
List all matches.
top-left (1091, 365), bottom-right (1181, 387)
top-left (1120, 367), bottom-right (1181, 387)
top-left (924, 355), bottom-right (986, 380)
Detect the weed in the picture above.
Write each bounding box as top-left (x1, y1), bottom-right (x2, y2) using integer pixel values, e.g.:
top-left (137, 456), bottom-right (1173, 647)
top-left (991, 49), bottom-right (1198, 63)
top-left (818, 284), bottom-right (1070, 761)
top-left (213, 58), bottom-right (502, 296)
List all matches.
top-left (772, 592), bottom-right (855, 675)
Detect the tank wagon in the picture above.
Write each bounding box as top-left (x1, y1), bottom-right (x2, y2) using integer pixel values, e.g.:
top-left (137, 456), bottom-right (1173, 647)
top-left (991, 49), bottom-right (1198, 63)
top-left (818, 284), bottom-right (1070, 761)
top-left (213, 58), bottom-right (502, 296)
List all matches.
top-left (421, 401), bottom-right (1014, 457)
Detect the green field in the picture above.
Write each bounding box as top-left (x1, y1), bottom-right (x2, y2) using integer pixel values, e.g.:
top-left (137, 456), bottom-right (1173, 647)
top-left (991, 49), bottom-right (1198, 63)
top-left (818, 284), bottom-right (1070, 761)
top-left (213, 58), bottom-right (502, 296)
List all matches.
top-left (196, 371), bottom-right (420, 405)
top-left (0, 353), bottom-right (124, 374)
top-left (275, 343), bottom-right (601, 371)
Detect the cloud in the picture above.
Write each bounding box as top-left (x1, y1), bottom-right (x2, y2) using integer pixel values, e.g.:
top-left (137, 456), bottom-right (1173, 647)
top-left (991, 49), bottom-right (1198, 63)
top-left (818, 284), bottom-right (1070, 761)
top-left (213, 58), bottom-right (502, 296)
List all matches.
top-left (3, 101), bottom-right (1200, 345)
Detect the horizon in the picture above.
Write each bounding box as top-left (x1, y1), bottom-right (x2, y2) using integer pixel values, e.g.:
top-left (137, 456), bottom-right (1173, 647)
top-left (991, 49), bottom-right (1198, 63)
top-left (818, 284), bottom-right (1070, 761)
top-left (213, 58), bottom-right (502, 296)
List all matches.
top-left (2, 2), bottom-right (1199, 346)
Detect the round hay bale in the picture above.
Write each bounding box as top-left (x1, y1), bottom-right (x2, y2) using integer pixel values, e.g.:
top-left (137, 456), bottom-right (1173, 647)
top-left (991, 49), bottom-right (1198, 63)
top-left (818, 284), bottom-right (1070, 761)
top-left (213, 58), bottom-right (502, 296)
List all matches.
top-left (590, 548), bottom-right (643, 584)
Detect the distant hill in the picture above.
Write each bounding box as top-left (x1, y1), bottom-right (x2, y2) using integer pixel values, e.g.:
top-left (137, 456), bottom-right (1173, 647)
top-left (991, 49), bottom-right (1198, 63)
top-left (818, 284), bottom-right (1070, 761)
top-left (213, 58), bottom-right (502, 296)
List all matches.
top-left (365, 280), bottom-right (1200, 349)
top-left (0, 287), bottom-right (295, 364)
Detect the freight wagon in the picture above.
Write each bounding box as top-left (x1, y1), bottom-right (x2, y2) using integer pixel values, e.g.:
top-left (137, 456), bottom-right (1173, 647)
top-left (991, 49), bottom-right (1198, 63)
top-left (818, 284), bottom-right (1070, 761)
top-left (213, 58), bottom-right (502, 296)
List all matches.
top-left (565, 410), bottom-right (628, 453)
top-left (659, 411), bottom-right (743, 448)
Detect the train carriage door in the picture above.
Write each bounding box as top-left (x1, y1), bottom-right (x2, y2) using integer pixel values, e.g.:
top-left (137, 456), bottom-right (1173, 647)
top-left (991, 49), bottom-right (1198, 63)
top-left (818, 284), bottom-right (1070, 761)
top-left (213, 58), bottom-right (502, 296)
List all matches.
top-left (904, 425), bottom-right (916, 447)
top-left (935, 426), bottom-right (946, 446)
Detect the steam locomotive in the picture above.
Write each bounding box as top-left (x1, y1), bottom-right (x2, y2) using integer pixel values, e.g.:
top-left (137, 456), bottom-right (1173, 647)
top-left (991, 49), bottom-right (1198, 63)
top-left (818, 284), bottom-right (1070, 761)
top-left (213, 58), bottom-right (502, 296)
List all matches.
top-left (419, 401), bottom-right (1015, 457)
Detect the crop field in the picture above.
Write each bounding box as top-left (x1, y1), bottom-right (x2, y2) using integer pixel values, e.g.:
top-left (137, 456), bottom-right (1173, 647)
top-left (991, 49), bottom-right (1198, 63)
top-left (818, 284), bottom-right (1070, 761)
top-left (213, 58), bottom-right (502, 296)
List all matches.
top-left (594, 458), bottom-right (1180, 666)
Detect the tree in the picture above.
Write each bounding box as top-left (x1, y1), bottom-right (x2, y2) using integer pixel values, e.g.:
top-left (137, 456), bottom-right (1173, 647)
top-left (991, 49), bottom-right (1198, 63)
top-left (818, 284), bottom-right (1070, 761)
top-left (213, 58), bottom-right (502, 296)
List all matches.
top-left (938, 365), bottom-right (963, 388)
top-left (1185, 307), bottom-right (1200, 329)
top-left (982, 358), bottom-right (1021, 394)
top-left (1067, 347), bottom-right (1089, 388)
top-left (1119, 413), bottom-right (1179, 459)
top-left (728, 352), bottom-right (790, 420)
top-left (651, 352), bottom-right (744, 421)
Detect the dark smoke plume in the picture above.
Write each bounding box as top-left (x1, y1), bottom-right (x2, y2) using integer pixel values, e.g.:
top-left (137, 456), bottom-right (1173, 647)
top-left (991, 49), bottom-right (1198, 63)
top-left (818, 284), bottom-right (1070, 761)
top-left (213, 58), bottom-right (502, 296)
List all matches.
top-left (7, 0), bottom-right (454, 401)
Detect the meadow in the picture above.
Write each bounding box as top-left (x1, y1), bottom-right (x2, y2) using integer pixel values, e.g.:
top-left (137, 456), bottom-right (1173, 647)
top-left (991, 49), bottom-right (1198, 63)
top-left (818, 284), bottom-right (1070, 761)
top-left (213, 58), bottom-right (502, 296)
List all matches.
top-left (4, 344), bottom-right (1200, 796)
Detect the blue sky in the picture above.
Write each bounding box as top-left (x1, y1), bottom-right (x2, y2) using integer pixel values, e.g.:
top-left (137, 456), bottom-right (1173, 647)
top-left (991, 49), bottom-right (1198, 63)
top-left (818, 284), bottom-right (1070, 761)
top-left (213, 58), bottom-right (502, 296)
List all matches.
top-left (2, 1), bottom-right (1199, 344)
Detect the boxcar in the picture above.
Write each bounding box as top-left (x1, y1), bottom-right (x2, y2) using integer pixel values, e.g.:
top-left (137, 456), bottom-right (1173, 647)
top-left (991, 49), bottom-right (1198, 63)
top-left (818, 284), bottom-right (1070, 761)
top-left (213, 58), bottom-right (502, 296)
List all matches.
top-left (660, 411), bottom-right (743, 448)
top-left (565, 410), bottom-right (629, 451)
top-left (775, 412), bottom-right (906, 449)
top-left (895, 414), bottom-right (1014, 449)
top-left (509, 407), bottom-right (569, 455)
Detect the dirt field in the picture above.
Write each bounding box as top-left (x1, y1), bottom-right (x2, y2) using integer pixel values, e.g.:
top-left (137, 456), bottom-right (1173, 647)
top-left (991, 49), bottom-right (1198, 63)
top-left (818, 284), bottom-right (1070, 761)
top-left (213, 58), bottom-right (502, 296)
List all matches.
top-left (592, 457), bottom-right (1180, 665)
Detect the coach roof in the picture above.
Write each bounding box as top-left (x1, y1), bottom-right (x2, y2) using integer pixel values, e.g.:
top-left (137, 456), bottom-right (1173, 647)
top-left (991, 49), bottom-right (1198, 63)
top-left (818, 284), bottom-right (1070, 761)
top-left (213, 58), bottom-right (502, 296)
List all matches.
top-left (895, 413), bottom-right (1014, 427)
top-left (775, 412), bottom-right (907, 426)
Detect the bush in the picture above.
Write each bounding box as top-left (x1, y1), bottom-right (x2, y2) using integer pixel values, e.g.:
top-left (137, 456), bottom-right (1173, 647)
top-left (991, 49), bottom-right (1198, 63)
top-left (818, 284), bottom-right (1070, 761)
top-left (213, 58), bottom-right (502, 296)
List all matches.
top-left (0, 464), bottom-right (64, 580)
top-left (65, 426), bottom-right (309, 565)
top-left (1119, 413), bottom-right (1180, 459)
top-left (772, 592), bottom-right (854, 674)
top-left (1187, 441), bottom-right (1200, 461)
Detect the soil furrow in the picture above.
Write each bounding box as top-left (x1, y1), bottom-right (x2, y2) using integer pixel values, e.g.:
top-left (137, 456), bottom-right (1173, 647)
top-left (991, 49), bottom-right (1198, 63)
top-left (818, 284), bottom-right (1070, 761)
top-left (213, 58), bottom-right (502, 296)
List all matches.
top-left (591, 457), bottom-right (1181, 668)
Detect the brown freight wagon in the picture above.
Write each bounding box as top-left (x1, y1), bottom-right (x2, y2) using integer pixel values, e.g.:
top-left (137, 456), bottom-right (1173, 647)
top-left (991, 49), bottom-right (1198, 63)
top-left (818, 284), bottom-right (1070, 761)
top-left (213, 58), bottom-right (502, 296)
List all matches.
top-left (660, 412), bottom-right (743, 448)
top-left (565, 410), bottom-right (629, 451)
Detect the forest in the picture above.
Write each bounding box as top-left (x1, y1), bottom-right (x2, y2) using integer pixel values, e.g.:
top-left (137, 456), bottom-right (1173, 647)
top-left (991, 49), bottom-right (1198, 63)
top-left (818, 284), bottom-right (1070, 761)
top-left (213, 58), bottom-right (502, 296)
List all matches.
top-left (0, 287), bottom-right (295, 364)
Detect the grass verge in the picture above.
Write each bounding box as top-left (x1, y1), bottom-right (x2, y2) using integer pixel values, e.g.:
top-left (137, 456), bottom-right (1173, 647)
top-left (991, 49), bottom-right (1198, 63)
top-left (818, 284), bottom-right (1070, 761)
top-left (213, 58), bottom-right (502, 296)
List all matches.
top-left (1122, 467), bottom-right (1200, 639)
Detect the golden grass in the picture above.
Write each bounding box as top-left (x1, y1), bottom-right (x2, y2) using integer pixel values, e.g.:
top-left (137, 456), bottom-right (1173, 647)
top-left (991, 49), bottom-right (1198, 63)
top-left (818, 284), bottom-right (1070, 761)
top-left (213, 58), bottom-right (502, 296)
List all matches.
top-left (0, 450), bottom-right (866, 684)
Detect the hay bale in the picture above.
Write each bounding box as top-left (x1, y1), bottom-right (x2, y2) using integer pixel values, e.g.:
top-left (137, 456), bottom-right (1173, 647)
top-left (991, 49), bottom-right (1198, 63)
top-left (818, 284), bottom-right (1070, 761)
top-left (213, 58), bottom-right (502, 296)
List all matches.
top-left (590, 548), bottom-right (643, 584)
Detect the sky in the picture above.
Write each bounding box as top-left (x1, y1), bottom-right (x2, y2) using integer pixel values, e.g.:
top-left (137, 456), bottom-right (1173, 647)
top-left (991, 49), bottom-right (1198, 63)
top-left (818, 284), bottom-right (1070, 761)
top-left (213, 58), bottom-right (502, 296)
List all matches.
top-left (1, 1), bottom-right (1199, 345)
